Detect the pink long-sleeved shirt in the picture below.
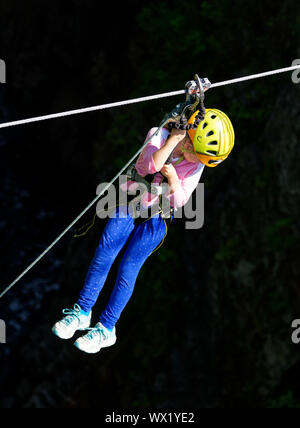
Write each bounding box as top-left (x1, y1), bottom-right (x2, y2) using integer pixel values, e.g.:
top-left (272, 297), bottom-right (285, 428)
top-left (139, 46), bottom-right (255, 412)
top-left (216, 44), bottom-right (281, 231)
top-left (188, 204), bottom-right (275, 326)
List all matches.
top-left (121, 127), bottom-right (205, 210)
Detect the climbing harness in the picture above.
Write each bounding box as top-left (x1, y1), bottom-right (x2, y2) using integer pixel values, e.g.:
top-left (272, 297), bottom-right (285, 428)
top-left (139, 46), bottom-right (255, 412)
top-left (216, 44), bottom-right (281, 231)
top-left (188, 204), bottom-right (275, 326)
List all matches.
top-left (1, 64), bottom-right (300, 299)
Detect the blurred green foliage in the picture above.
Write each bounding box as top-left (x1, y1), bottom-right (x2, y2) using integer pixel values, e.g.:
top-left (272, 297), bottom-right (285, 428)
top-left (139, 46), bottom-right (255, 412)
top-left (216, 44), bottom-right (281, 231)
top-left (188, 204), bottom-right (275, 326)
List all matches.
top-left (268, 391), bottom-right (300, 408)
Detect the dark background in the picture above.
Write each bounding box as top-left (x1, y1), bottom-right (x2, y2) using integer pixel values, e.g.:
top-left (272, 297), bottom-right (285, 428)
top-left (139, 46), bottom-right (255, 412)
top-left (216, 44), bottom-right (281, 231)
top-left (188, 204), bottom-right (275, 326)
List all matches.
top-left (0, 0), bottom-right (300, 408)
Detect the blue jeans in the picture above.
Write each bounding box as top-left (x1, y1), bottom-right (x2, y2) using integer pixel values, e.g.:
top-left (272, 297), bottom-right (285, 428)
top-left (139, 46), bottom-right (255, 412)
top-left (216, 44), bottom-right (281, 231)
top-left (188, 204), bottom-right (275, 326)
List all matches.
top-left (77, 206), bottom-right (170, 330)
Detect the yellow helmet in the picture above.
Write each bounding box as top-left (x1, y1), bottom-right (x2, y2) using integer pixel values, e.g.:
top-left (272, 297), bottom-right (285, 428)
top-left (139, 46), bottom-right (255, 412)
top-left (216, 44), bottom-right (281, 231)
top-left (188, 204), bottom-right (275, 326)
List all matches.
top-left (187, 108), bottom-right (235, 167)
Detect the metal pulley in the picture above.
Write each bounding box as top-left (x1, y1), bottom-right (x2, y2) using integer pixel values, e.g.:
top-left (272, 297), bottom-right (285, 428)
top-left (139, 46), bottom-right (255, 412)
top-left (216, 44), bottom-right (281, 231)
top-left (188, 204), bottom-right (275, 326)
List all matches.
top-left (162, 74), bottom-right (211, 130)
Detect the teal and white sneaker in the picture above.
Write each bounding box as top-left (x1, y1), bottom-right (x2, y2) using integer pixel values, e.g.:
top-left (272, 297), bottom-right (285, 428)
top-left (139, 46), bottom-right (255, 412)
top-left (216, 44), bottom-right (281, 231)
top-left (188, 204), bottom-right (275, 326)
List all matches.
top-left (52, 304), bottom-right (91, 340)
top-left (74, 322), bottom-right (116, 354)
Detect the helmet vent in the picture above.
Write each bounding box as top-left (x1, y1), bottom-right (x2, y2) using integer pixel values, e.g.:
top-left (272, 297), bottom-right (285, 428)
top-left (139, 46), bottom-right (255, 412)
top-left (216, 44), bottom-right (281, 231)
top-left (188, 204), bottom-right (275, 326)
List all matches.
top-left (211, 114), bottom-right (217, 119)
top-left (208, 159), bottom-right (222, 164)
top-left (206, 130), bottom-right (214, 137)
top-left (208, 140), bottom-right (218, 145)
top-left (202, 122), bottom-right (208, 129)
top-left (206, 150), bottom-right (218, 155)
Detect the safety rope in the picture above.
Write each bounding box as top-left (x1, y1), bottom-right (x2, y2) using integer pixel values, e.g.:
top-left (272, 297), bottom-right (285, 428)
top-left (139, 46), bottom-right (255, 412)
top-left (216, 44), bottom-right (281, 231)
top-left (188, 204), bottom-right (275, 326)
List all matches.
top-left (0, 64), bottom-right (299, 130)
top-left (0, 122), bottom-right (168, 298)
top-left (0, 63), bottom-right (300, 298)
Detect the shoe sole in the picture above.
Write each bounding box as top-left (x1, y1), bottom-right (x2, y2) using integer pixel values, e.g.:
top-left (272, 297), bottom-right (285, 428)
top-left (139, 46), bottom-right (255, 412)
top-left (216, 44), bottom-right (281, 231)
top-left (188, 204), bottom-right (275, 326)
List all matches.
top-left (74, 337), bottom-right (117, 354)
top-left (52, 322), bottom-right (91, 340)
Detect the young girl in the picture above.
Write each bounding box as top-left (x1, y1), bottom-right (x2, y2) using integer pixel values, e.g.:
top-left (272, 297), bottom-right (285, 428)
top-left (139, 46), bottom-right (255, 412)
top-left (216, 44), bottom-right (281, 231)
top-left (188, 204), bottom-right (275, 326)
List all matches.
top-left (52, 108), bottom-right (234, 354)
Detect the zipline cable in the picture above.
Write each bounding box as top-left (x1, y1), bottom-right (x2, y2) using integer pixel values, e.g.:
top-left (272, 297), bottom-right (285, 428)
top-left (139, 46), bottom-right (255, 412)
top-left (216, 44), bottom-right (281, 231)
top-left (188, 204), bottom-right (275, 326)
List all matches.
top-left (1, 63), bottom-right (300, 298)
top-left (0, 64), bottom-right (300, 130)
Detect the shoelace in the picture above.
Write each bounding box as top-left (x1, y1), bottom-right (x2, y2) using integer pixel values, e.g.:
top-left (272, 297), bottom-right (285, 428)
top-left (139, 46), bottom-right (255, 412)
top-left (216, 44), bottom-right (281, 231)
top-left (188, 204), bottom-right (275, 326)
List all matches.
top-left (61, 303), bottom-right (82, 327)
top-left (84, 325), bottom-right (108, 343)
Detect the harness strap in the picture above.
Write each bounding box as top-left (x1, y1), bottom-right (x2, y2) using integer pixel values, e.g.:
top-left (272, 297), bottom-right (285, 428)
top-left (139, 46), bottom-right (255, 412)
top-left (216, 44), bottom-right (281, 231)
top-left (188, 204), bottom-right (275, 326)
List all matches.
top-left (126, 164), bottom-right (169, 196)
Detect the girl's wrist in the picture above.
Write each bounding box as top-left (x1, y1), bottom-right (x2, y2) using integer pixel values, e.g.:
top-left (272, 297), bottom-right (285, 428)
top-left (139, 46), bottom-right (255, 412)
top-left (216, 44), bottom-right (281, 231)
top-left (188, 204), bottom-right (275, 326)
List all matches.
top-left (168, 175), bottom-right (180, 193)
top-left (167, 135), bottom-right (184, 146)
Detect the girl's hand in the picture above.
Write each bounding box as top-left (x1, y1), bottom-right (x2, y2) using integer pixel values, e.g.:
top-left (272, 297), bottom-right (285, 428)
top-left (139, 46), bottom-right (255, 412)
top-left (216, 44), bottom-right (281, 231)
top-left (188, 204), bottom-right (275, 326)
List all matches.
top-left (160, 163), bottom-right (178, 180)
top-left (169, 127), bottom-right (186, 142)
